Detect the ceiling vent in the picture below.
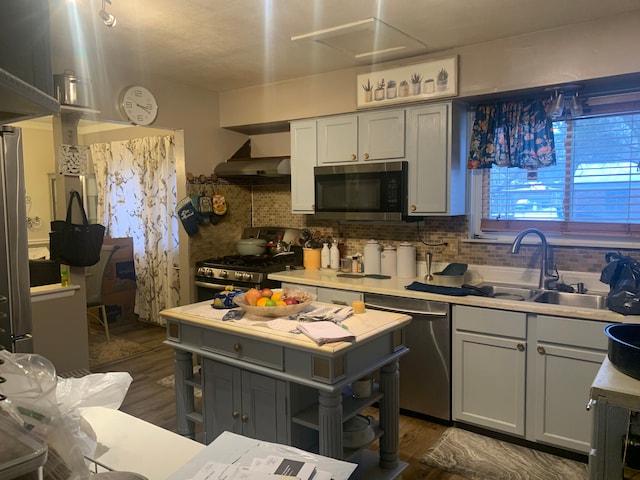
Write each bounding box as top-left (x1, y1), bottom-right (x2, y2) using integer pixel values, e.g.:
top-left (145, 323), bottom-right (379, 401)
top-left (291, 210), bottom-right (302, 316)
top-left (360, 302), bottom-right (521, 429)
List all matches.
top-left (291, 17), bottom-right (427, 61)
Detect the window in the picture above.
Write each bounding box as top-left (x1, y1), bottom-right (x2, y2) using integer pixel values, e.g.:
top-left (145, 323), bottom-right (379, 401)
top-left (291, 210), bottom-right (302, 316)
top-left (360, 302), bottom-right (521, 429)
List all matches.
top-left (475, 94), bottom-right (640, 238)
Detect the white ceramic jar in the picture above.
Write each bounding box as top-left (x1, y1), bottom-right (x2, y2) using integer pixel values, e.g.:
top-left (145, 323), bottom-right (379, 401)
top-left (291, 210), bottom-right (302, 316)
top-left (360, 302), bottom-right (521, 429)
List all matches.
top-left (397, 241), bottom-right (417, 278)
top-left (321, 243), bottom-right (331, 269)
top-left (380, 245), bottom-right (397, 277)
top-left (364, 239), bottom-right (382, 275)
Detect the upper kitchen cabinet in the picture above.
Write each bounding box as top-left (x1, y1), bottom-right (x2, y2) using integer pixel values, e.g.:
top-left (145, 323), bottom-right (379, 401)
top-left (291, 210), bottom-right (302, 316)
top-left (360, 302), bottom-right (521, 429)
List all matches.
top-left (317, 109), bottom-right (405, 165)
top-left (290, 120), bottom-right (317, 214)
top-left (406, 102), bottom-right (467, 216)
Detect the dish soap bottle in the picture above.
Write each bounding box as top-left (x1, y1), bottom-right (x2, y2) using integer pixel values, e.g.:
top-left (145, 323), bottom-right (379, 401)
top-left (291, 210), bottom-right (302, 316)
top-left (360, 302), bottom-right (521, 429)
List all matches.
top-left (330, 242), bottom-right (340, 269)
top-left (321, 242), bottom-right (331, 269)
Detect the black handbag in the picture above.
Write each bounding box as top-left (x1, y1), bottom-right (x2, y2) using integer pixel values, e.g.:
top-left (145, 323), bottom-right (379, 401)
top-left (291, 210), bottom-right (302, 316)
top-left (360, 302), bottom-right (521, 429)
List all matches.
top-left (49, 190), bottom-right (106, 266)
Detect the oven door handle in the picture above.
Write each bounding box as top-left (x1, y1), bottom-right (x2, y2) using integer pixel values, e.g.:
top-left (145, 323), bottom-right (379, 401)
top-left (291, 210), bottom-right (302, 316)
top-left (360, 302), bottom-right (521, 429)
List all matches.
top-left (364, 302), bottom-right (448, 317)
top-left (195, 281), bottom-right (249, 291)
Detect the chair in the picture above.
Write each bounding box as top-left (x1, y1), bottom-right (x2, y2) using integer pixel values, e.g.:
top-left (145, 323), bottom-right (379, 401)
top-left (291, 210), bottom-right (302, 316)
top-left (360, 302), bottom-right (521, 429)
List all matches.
top-left (86, 244), bottom-right (120, 342)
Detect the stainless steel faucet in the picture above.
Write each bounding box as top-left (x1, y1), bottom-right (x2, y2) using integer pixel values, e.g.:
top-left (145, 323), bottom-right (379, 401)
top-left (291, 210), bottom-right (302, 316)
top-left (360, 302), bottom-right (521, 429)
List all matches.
top-left (510, 228), bottom-right (559, 290)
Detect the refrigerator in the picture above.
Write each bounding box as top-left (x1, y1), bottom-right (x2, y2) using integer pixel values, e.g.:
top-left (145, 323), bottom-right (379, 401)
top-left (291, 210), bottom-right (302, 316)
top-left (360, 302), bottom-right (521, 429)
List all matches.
top-left (0, 125), bottom-right (33, 352)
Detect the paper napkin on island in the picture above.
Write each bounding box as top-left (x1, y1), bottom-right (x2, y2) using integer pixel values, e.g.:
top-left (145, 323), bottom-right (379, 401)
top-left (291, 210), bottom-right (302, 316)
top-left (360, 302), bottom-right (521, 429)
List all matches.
top-left (297, 321), bottom-right (355, 345)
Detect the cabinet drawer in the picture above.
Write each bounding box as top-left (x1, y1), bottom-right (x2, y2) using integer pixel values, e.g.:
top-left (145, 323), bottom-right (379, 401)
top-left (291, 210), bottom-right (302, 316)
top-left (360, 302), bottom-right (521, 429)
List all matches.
top-left (537, 315), bottom-right (608, 351)
top-left (454, 305), bottom-right (526, 338)
top-left (201, 330), bottom-right (284, 370)
top-left (316, 287), bottom-right (362, 305)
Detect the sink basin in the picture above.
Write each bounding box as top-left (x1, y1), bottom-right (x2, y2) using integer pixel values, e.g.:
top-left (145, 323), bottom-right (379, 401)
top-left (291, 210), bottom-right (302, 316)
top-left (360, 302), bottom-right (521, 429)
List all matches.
top-left (604, 324), bottom-right (640, 380)
top-left (473, 283), bottom-right (539, 301)
top-left (531, 290), bottom-right (609, 310)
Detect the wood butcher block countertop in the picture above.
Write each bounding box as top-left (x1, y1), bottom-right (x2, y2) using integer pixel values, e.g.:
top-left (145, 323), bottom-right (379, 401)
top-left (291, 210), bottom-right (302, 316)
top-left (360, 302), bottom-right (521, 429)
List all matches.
top-left (160, 300), bottom-right (411, 355)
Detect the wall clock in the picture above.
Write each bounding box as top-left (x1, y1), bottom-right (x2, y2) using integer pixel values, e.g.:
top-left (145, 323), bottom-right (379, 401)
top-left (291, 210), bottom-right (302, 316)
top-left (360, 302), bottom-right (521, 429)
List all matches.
top-left (119, 85), bottom-right (158, 126)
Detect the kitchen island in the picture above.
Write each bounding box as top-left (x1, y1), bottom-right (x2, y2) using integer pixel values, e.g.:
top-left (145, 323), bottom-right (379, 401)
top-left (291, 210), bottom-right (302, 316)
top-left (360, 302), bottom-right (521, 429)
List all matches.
top-left (160, 300), bottom-right (411, 479)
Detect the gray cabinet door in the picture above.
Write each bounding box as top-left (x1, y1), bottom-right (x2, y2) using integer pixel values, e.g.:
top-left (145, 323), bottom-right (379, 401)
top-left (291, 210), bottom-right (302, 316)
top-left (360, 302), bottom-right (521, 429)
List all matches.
top-left (534, 342), bottom-right (606, 453)
top-left (317, 115), bottom-right (358, 165)
top-left (453, 330), bottom-right (527, 436)
top-left (202, 359), bottom-right (289, 445)
top-left (290, 120), bottom-right (317, 214)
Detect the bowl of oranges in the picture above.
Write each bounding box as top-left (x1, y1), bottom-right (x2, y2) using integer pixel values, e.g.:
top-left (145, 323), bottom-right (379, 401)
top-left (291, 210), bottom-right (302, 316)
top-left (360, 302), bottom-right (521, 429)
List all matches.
top-left (232, 287), bottom-right (315, 317)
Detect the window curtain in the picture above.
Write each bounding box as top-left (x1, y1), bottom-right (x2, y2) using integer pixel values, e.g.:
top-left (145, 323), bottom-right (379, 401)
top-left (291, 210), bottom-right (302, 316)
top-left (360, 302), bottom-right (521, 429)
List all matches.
top-left (467, 99), bottom-right (556, 169)
top-left (90, 136), bottom-right (179, 325)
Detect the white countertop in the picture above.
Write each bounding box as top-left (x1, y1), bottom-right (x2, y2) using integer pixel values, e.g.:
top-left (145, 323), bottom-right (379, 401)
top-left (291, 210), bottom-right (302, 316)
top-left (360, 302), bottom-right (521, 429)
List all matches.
top-left (591, 358), bottom-right (640, 411)
top-left (30, 283), bottom-right (80, 303)
top-left (269, 269), bottom-right (633, 323)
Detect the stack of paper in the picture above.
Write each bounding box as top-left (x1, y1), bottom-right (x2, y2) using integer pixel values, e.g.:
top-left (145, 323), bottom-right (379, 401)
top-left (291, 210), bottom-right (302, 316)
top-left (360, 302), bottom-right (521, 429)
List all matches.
top-left (297, 321), bottom-right (356, 345)
top-left (251, 456), bottom-right (317, 479)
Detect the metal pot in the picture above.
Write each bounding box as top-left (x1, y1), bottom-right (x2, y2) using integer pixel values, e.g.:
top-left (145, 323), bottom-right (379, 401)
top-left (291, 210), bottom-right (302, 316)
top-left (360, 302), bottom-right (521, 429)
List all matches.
top-left (53, 71), bottom-right (89, 107)
top-left (236, 238), bottom-right (267, 256)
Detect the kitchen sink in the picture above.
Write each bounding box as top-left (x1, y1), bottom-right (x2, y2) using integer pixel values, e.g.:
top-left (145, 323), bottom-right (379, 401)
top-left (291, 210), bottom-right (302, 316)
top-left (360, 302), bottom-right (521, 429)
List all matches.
top-left (531, 290), bottom-right (609, 310)
top-left (472, 283), bottom-right (540, 301)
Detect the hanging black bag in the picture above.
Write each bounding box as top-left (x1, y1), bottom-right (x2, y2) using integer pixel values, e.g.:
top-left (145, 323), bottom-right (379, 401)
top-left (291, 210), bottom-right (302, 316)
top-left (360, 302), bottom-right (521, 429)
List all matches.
top-left (600, 251), bottom-right (640, 315)
top-left (50, 190), bottom-right (106, 266)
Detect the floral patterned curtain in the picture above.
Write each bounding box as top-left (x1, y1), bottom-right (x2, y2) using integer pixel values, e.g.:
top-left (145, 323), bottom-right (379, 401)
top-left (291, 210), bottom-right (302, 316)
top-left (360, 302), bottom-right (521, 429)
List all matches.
top-left (90, 136), bottom-right (179, 325)
top-left (467, 99), bottom-right (556, 169)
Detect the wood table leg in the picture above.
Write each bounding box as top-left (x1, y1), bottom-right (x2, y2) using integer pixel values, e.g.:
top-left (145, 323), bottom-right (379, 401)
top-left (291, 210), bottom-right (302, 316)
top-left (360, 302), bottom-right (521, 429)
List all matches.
top-left (174, 349), bottom-right (196, 439)
top-left (379, 359), bottom-right (400, 469)
top-left (318, 389), bottom-right (343, 459)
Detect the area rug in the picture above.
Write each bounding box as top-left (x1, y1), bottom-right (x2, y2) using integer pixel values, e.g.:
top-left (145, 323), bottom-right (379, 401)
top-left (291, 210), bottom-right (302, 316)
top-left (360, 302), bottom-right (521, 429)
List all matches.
top-left (157, 368), bottom-right (202, 398)
top-left (421, 427), bottom-right (588, 480)
top-left (89, 332), bottom-right (152, 368)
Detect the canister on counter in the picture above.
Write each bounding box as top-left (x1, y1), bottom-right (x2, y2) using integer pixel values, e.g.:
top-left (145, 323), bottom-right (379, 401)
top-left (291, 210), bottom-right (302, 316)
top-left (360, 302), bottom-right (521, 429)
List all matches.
top-left (381, 245), bottom-right (397, 277)
top-left (364, 239), bottom-right (382, 275)
top-left (397, 241), bottom-right (417, 278)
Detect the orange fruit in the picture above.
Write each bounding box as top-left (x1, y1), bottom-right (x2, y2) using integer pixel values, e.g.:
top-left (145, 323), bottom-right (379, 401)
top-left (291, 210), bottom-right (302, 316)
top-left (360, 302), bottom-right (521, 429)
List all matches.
top-left (276, 300), bottom-right (287, 307)
top-left (271, 292), bottom-right (282, 302)
top-left (256, 297), bottom-right (269, 307)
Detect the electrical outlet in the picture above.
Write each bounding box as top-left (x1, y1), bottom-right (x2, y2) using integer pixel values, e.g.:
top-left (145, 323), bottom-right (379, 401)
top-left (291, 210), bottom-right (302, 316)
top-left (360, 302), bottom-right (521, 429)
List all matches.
top-left (443, 237), bottom-right (459, 255)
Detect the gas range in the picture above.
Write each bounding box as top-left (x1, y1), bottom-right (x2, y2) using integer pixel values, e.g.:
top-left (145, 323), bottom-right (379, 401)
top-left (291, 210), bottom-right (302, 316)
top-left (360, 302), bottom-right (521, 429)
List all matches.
top-left (195, 227), bottom-right (303, 300)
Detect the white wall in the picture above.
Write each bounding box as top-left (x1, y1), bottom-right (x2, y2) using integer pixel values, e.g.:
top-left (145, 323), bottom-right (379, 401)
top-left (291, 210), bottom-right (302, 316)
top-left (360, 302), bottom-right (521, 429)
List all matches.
top-left (219, 10), bottom-right (640, 128)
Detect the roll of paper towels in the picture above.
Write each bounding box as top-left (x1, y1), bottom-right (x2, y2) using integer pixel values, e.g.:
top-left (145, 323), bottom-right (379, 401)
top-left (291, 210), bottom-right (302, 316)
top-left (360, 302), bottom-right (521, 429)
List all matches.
top-left (397, 242), bottom-right (417, 278)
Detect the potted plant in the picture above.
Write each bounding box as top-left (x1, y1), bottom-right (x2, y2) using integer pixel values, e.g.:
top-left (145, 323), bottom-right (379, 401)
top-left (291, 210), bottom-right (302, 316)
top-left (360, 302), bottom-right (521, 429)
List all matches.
top-left (436, 68), bottom-right (449, 92)
top-left (361, 79), bottom-right (373, 102)
top-left (374, 79), bottom-right (385, 101)
top-left (399, 80), bottom-right (410, 97)
top-left (410, 73), bottom-right (423, 95)
top-left (386, 80), bottom-right (397, 99)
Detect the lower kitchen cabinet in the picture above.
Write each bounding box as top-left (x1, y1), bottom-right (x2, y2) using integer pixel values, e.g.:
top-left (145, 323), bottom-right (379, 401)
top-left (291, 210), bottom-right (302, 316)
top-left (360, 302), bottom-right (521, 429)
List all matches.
top-left (201, 358), bottom-right (289, 445)
top-left (453, 305), bottom-right (608, 454)
top-left (452, 305), bottom-right (527, 436)
top-left (533, 315), bottom-right (607, 452)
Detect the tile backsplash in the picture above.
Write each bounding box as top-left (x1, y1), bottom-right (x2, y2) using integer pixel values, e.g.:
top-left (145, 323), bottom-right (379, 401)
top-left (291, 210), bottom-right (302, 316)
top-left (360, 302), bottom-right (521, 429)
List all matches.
top-left (187, 181), bottom-right (638, 276)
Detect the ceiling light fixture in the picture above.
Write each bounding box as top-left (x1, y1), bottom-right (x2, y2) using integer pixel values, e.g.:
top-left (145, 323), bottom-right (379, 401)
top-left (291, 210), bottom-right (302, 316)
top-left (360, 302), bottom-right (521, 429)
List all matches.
top-left (99, 0), bottom-right (116, 27)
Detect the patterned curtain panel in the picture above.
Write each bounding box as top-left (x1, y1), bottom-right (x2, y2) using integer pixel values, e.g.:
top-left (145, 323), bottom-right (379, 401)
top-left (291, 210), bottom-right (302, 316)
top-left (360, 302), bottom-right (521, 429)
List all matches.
top-left (90, 136), bottom-right (179, 325)
top-left (468, 99), bottom-right (556, 169)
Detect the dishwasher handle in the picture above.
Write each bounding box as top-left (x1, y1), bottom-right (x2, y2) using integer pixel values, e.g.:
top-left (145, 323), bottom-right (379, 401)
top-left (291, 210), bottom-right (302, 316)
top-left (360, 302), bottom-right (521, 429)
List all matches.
top-left (364, 302), bottom-right (448, 317)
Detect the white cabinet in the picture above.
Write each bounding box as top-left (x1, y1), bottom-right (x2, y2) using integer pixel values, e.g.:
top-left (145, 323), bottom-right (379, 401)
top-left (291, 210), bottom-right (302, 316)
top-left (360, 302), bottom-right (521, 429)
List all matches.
top-left (201, 358), bottom-right (288, 445)
top-left (405, 102), bottom-right (467, 216)
top-left (533, 315), bottom-right (607, 452)
top-left (453, 305), bottom-right (608, 454)
top-left (290, 120), bottom-right (317, 214)
top-left (317, 110), bottom-right (405, 165)
top-left (452, 305), bottom-right (527, 436)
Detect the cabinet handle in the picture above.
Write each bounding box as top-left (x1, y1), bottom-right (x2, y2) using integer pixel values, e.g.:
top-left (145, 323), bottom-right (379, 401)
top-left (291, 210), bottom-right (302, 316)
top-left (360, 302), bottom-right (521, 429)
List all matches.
top-left (517, 343), bottom-right (525, 352)
top-left (363, 153), bottom-right (369, 159)
top-left (537, 346), bottom-right (545, 354)
top-left (232, 411), bottom-right (240, 418)
top-left (241, 415), bottom-right (249, 423)
top-left (234, 343), bottom-right (242, 352)
top-left (351, 154), bottom-right (356, 160)
top-left (410, 205), bottom-right (416, 212)
top-left (586, 399), bottom-right (596, 411)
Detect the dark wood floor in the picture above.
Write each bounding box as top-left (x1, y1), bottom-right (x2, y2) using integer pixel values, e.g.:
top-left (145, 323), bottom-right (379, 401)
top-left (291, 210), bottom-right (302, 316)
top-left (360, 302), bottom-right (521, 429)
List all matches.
top-left (90, 321), bottom-right (464, 479)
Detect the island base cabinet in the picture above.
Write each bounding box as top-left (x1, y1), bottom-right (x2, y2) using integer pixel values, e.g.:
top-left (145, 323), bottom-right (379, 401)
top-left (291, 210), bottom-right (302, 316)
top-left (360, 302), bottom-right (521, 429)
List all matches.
top-left (201, 358), bottom-right (288, 445)
top-left (453, 331), bottom-right (526, 436)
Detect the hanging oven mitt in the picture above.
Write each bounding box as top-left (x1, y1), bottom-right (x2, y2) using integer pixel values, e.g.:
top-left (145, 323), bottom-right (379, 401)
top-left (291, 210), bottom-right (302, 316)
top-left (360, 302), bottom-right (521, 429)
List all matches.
top-left (213, 193), bottom-right (227, 216)
top-left (176, 196), bottom-right (200, 236)
top-left (198, 194), bottom-right (213, 224)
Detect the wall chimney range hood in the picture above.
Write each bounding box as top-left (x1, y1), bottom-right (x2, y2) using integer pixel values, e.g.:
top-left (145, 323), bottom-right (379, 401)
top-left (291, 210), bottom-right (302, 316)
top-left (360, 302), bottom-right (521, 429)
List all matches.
top-left (214, 140), bottom-right (291, 178)
top-left (0, 68), bottom-right (60, 124)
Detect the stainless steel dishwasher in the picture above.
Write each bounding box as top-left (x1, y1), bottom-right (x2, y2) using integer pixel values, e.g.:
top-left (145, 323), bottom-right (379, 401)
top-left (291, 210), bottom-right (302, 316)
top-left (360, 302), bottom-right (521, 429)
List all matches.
top-left (364, 293), bottom-right (451, 422)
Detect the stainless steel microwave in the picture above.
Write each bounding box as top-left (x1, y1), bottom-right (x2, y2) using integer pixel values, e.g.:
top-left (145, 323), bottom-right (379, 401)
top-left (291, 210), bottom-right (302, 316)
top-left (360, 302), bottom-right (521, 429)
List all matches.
top-left (314, 161), bottom-right (408, 221)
